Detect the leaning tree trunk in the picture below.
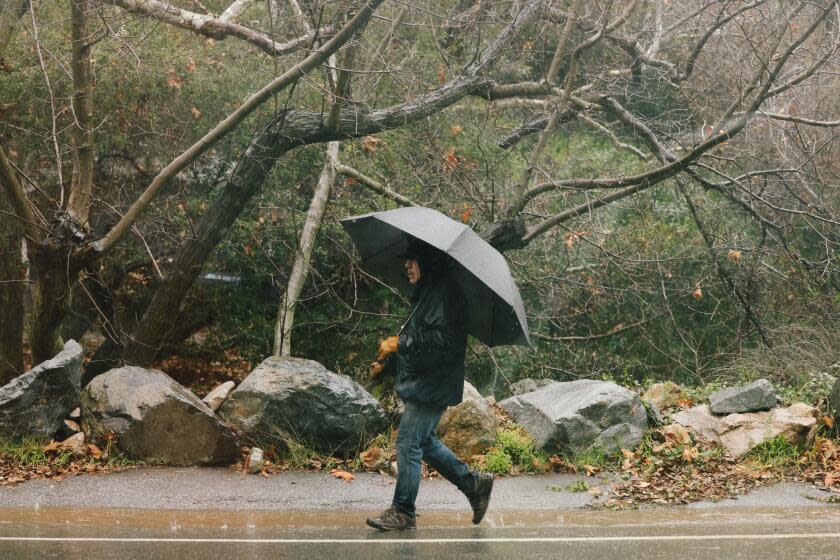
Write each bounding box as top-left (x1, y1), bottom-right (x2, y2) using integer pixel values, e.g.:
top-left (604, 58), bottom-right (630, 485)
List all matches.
top-left (121, 118), bottom-right (293, 366)
top-left (274, 141), bottom-right (338, 356)
top-left (0, 202), bottom-right (24, 383)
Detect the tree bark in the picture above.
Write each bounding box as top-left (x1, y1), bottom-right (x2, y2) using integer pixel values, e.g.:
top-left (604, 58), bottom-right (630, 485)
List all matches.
top-left (29, 245), bottom-right (76, 364)
top-left (0, 196), bottom-right (25, 383)
top-left (274, 141), bottom-right (338, 356)
top-left (67, 0), bottom-right (94, 226)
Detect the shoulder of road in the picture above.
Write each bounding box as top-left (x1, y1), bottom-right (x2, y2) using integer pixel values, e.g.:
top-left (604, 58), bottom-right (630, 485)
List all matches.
top-left (0, 467), bottom-right (834, 512)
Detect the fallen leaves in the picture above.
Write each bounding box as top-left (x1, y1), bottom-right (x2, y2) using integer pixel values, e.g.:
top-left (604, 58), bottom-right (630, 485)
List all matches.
top-left (604, 426), bottom-right (766, 509)
top-left (0, 442), bottom-right (130, 487)
top-left (359, 446), bottom-right (381, 470)
top-left (330, 468), bottom-right (354, 482)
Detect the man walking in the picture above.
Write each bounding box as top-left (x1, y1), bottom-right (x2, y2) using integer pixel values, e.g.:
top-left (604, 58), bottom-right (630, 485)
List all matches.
top-left (366, 240), bottom-right (494, 531)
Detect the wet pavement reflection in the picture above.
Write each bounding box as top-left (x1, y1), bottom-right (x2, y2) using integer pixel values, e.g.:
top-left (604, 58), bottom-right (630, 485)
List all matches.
top-left (1, 506), bottom-right (839, 559)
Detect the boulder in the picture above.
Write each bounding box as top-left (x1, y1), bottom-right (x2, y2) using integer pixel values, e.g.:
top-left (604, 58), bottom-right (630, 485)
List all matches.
top-left (709, 379), bottom-right (777, 414)
top-left (642, 382), bottom-right (685, 410)
top-left (674, 403), bottom-right (818, 457)
top-left (717, 403), bottom-right (818, 457)
top-left (0, 340), bottom-right (83, 440)
top-left (436, 398), bottom-right (499, 459)
top-left (673, 405), bottom-right (719, 442)
top-left (81, 366), bottom-right (239, 466)
top-left (499, 380), bottom-right (648, 455)
top-left (202, 381), bottom-right (236, 412)
top-left (508, 377), bottom-right (554, 396)
top-left (462, 380), bottom-right (483, 403)
top-left (218, 356), bottom-right (388, 455)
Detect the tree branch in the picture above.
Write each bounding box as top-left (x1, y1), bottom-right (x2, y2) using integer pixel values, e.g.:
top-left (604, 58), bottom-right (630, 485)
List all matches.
top-left (111, 0), bottom-right (335, 57)
top-left (97, 0), bottom-right (385, 255)
top-left (335, 163), bottom-right (419, 207)
top-left (219, 0), bottom-right (255, 23)
top-left (753, 111), bottom-right (840, 128)
top-left (0, 145), bottom-right (41, 242)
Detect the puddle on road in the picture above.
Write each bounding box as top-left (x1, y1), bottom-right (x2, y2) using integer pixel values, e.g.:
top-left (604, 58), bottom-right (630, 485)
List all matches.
top-left (1, 505), bottom-right (839, 538)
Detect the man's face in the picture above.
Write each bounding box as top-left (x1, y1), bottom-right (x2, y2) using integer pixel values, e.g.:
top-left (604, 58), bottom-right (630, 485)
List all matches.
top-left (405, 259), bottom-right (421, 285)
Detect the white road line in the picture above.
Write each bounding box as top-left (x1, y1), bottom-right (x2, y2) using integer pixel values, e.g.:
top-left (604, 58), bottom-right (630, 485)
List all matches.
top-left (1, 534), bottom-right (840, 544)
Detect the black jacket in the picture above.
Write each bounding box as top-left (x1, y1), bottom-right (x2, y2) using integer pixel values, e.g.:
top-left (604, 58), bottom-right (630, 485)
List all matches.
top-left (385, 273), bottom-right (468, 408)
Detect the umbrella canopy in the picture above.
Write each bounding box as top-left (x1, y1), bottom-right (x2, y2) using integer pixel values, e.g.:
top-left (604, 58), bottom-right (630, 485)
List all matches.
top-left (340, 207), bottom-right (530, 347)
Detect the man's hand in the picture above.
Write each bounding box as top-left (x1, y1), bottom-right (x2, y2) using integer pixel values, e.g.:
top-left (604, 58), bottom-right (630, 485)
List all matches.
top-left (369, 361), bottom-right (385, 378)
top-left (376, 335), bottom-right (399, 362)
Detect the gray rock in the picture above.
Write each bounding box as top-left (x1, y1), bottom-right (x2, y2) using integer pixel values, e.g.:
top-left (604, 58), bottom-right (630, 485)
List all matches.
top-left (218, 356), bottom-right (388, 456)
top-left (709, 379), bottom-right (777, 414)
top-left (202, 381), bottom-right (236, 412)
top-left (508, 378), bottom-right (554, 396)
top-left (462, 380), bottom-right (483, 403)
top-left (0, 340), bottom-right (83, 440)
top-left (643, 400), bottom-right (666, 427)
top-left (81, 366), bottom-right (239, 466)
top-left (499, 380), bottom-right (648, 455)
top-left (247, 447), bottom-right (264, 474)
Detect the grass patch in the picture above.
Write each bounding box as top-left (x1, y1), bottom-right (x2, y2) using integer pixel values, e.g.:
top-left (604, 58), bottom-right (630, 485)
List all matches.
top-left (0, 435), bottom-right (136, 486)
top-left (565, 479), bottom-right (591, 493)
top-left (559, 447), bottom-right (622, 472)
top-left (745, 435), bottom-right (803, 468)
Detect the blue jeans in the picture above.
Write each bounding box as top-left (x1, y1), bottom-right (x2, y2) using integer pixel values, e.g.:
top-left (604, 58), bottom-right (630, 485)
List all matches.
top-left (392, 400), bottom-right (477, 517)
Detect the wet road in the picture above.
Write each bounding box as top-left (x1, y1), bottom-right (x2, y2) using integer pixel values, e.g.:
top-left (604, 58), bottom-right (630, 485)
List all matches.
top-left (2, 506), bottom-right (839, 559)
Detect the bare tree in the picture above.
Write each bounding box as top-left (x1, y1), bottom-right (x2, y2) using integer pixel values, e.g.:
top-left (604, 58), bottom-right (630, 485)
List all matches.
top-left (2, 0), bottom-right (838, 378)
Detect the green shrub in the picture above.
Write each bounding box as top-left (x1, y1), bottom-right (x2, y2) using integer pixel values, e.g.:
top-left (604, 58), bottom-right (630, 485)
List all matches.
top-left (495, 429), bottom-right (536, 464)
top-left (484, 448), bottom-right (513, 475)
top-left (478, 427), bottom-right (548, 475)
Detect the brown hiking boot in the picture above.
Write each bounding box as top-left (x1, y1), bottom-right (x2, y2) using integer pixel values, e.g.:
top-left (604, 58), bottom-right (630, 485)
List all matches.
top-left (466, 472), bottom-right (494, 524)
top-left (366, 507), bottom-right (416, 531)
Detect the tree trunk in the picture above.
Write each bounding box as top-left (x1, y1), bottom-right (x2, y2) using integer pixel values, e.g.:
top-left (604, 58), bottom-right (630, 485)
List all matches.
top-left (121, 118), bottom-right (293, 366)
top-left (67, 0), bottom-right (95, 226)
top-left (29, 246), bottom-right (72, 365)
top-left (274, 141), bottom-right (338, 356)
top-left (0, 205), bottom-right (24, 383)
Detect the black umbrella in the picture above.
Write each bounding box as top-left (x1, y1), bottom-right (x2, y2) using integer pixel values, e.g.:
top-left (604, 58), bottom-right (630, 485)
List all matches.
top-left (340, 206), bottom-right (530, 347)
